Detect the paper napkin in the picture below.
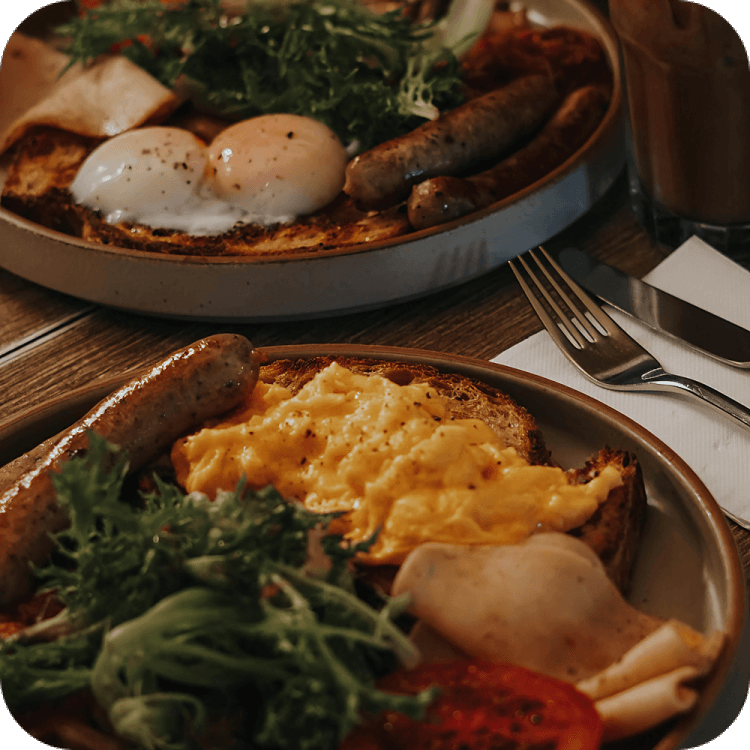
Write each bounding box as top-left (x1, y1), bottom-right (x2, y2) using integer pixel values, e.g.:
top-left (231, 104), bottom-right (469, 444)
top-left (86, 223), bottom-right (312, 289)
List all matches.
top-left (493, 236), bottom-right (750, 525)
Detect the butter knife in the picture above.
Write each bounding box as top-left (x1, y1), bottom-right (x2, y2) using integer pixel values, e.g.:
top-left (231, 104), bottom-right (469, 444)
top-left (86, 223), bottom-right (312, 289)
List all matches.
top-left (557, 248), bottom-right (750, 368)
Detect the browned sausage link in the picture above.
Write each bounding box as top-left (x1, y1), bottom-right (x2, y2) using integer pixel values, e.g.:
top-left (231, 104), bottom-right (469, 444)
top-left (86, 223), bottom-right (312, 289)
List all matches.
top-left (343, 73), bottom-right (559, 210)
top-left (407, 175), bottom-right (483, 229)
top-left (407, 85), bottom-right (611, 230)
top-left (0, 333), bottom-right (260, 605)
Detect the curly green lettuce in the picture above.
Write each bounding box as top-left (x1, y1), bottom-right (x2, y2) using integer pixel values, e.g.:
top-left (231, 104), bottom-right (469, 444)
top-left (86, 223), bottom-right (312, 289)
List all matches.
top-left (0, 431), bottom-right (435, 750)
top-left (56, 0), bottom-right (491, 150)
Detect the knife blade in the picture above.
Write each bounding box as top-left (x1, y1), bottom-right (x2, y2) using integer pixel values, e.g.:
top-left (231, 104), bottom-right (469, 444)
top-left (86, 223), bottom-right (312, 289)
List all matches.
top-left (556, 247), bottom-right (750, 368)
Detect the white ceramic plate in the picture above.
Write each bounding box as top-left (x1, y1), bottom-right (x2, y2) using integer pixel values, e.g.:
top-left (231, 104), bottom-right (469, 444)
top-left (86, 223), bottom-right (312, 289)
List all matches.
top-left (0, 344), bottom-right (745, 750)
top-left (0, 0), bottom-right (623, 322)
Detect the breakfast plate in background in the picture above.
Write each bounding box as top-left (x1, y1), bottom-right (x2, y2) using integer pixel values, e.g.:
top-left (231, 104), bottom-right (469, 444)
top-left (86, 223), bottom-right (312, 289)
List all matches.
top-left (0, 0), bottom-right (623, 321)
top-left (0, 344), bottom-right (745, 750)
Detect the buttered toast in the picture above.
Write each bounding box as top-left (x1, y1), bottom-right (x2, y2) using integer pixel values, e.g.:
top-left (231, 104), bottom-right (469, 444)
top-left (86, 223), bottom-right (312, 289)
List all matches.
top-left (567, 448), bottom-right (646, 594)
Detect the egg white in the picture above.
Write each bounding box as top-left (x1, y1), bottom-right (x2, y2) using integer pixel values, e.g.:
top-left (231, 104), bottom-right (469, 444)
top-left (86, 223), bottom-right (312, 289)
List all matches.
top-left (70, 127), bottom-right (244, 235)
top-left (70, 116), bottom-right (349, 235)
top-left (207, 114), bottom-right (349, 223)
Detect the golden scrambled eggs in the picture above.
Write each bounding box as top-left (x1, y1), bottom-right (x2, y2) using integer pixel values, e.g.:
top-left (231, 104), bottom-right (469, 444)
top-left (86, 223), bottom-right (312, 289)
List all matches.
top-left (171, 362), bottom-right (622, 564)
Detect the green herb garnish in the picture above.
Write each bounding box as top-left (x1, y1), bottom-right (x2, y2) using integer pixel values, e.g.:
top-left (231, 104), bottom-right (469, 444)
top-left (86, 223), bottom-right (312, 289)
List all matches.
top-left (0, 431), bottom-right (434, 749)
top-left (56, 0), bottom-right (470, 150)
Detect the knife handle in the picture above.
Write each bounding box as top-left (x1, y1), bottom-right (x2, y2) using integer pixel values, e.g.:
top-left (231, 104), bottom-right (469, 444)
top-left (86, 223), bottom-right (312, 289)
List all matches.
top-left (646, 374), bottom-right (750, 431)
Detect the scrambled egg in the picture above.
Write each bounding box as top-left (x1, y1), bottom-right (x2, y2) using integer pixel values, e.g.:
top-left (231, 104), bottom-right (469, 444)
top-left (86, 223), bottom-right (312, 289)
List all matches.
top-left (171, 362), bottom-right (622, 564)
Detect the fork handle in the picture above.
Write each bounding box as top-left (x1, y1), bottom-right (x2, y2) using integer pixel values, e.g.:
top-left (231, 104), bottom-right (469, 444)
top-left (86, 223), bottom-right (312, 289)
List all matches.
top-left (645, 373), bottom-right (750, 430)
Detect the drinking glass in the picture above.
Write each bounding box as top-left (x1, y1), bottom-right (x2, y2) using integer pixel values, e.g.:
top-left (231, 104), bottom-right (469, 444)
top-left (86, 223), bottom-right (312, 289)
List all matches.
top-left (609, 0), bottom-right (750, 255)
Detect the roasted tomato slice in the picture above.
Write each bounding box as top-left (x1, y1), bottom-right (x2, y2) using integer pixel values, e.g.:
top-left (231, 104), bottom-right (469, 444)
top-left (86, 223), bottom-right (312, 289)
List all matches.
top-left (341, 661), bottom-right (603, 750)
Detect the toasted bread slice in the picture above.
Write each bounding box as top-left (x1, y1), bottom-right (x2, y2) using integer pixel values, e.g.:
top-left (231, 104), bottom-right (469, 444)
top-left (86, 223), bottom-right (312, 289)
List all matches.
top-left (0, 127), bottom-right (412, 257)
top-left (259, 356), bottom-right (646, 593)
top-left (568, 446), bottom-right (647, 594)
top-left (1, 127), bottom-right (99, 235)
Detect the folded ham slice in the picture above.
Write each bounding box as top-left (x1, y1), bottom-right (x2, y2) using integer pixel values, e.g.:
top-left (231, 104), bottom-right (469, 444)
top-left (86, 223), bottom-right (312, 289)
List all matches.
top-left (0, 33), bottom-right (181, 155)
top-left (392, 532), bottom-right (724, 741)
top-left (392, 532), bottom-right (664, 682)
top-left (577, 621), bottom-right (724, 742)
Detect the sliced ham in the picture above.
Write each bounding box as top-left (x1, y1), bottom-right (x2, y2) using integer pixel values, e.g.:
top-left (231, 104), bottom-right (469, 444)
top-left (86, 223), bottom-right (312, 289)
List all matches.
top-left (392, 532), bottom-right (725, 741)
top-left (392, 532), bottom-right (663, 682)
top-left (0, 33), bottom-right (181, 155)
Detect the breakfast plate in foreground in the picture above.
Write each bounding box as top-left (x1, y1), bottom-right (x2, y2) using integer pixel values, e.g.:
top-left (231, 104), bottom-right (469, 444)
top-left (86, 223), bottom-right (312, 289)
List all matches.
top-left (0, 0), bottom-right (623, 321)
top-left (0, 342), bottom-right (745, 750)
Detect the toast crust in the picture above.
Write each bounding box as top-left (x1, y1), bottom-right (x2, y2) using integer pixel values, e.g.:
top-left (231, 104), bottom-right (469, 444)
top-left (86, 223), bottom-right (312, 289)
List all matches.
top-left (1, 128), bottom-right (98, 236)
top-left (568, 447), bottom-right (647, 594)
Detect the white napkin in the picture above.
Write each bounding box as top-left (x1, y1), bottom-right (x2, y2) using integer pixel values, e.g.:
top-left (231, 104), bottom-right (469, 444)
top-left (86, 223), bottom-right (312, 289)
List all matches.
top-left (493, 236), bottom-right (750, 525)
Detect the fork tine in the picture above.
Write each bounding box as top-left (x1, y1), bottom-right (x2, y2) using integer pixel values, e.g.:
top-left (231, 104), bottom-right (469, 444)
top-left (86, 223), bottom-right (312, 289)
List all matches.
top-left (509, 255), bottom-right (589, 350)
top-left (524, 249), bottom-right (601, 342)
top-left (535, 246), bottom-right (619, 336)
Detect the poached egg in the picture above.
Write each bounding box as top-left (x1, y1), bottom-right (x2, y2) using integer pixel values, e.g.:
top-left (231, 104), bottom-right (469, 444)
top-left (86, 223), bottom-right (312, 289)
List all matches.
top-left (70, 114), bottom-right (349, 235)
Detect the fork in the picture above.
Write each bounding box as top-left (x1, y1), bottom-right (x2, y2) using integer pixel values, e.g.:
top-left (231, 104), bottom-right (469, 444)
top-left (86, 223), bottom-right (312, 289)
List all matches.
top-left (508, 246), bottom-right (750, 431)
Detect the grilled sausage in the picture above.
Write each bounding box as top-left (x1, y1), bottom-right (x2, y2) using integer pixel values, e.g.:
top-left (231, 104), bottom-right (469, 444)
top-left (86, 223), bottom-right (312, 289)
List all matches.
top-left (407, 85), bottom-right (610, 229)
top-left (343, 73), bottom-right (559, 210)
top-left (0, 334), bottom-right (261, 605)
